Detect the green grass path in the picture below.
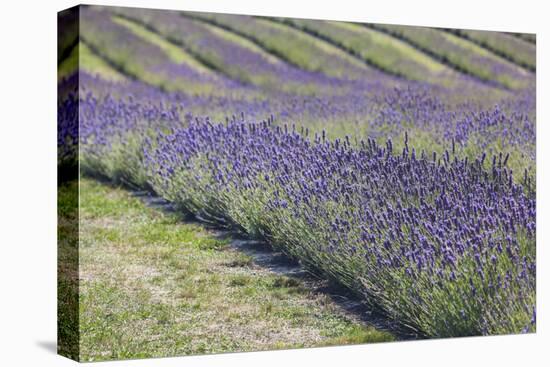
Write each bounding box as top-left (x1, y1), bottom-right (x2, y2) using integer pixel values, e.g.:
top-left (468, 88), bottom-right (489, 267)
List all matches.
top-left (76, 179), bottom-right (393, 361)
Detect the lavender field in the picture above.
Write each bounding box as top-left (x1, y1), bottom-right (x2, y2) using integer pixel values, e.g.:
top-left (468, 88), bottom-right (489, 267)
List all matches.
top-left (58, 4), bottom-right (536, 360)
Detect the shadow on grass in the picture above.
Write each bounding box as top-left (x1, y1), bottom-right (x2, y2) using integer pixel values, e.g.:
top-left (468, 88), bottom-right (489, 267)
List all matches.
top-left (129, 185), bottom-right (420, 341)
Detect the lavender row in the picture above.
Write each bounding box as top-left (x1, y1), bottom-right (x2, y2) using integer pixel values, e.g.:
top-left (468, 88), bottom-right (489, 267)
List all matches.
top-left (141, 117), bottom-right (534, 337)
top-left (75, 73), bottom-right (536, 179)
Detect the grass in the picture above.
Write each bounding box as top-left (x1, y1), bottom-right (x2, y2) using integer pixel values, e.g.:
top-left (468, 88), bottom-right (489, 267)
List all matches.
top-left (76, 178), bottom-right (394, 361)
top-left (57, 43), bottom-right (79, 81)
top-left (58, 180), bottom-right (80, 360)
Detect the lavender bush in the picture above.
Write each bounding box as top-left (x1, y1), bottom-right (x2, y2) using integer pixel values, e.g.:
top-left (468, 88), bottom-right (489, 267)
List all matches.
top-left (143, 118), bottom-right (535, 337)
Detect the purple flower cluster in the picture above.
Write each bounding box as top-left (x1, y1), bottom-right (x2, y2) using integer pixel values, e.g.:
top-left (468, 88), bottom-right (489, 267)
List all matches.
top-left (58, 74), bottom-right (80, 172)
top-left (57, 94), bottom-right (78, 168)
top-left (371, 86), bottom-right (536, 173)
top-left (79, 91), bottom-right (181, 186)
